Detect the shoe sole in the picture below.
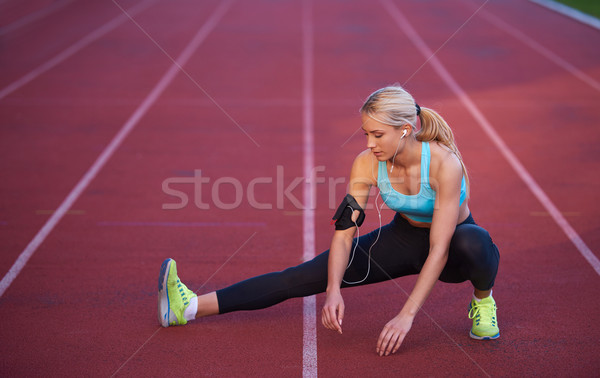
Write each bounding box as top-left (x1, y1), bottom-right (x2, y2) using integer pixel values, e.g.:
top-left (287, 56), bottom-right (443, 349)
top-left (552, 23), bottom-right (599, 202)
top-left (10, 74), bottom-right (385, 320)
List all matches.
top-left (469, 331), bottom-right (499, 340)
top-left (157, 258), bottom-right (173, 327)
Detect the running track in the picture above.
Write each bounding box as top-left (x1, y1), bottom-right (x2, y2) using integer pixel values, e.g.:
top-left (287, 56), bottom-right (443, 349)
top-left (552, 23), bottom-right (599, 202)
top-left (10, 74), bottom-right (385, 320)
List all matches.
top-left (1, 0), bottom-right (599, 376)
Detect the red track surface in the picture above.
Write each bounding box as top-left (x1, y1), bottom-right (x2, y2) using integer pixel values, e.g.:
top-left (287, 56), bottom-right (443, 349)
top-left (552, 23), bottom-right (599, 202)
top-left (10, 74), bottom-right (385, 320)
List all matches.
top-left (1, 0), bottom-right (599, 376)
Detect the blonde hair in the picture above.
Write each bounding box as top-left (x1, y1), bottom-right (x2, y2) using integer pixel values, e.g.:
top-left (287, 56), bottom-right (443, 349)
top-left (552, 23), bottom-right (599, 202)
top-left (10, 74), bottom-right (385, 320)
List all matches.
top-left (360, 86), bottom-right (469, 195)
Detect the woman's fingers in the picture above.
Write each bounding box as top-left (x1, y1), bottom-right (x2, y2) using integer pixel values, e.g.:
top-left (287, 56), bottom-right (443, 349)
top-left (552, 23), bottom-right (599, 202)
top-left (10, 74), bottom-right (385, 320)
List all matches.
top-left (377, 329), bottom-right (401, 356)
top-left (324, 308), bottom-right (339, 332)
top-left (376, 327), bottom-right (394, 356)
top-left (392, 333), bottom-right (405, 354)
top-left (376, 313), bottom-right (414, 356)
top-left (328, 305), bottom-right (342, 334)
top-left (336, 303), bottom-right (344, 331)
top-left (321, 306), bottom-right (336, 331)
top-left (321, 302), bottom-right (344, 334)
top-left (376, 320), bottom-right (409, 356)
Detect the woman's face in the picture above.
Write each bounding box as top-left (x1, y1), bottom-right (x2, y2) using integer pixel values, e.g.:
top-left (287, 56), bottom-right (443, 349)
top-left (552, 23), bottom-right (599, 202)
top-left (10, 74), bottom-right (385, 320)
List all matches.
top-left (361, 113), bottom-right (407, 161)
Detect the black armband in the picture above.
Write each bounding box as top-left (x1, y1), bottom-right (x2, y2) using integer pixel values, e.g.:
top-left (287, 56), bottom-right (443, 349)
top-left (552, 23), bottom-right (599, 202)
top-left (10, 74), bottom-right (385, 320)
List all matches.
top-left (331, 194), bottom-right (365, 230)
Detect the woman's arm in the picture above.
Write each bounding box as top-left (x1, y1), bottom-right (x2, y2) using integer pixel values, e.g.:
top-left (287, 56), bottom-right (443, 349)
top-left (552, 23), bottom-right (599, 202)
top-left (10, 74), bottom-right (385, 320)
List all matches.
top-left (376, 152), bottom-right (463, 356)
top-left (321, 226), bottom-right (355, 334)
top-left (321, 150), bottom-right (375, 334)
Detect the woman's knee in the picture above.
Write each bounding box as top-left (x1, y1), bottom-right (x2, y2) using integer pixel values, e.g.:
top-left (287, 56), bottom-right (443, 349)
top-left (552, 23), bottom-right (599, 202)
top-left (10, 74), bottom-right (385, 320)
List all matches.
top-left (449, 224), bottom-right (499, 287)
top-left (450, 224), bottom-right (496, 263)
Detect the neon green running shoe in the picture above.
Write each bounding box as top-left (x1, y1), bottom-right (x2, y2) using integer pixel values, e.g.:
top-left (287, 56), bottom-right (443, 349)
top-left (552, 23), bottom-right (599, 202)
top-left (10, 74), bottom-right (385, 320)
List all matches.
top-left (157, 258), bottom-right (197, 327)
top-left (468, 296), bottom-right (499, 340)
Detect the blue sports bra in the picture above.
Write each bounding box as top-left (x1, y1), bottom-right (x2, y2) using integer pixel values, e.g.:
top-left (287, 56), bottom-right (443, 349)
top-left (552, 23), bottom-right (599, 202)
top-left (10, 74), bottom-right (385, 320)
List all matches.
top-left (377, 142), bottom-right (467, 223)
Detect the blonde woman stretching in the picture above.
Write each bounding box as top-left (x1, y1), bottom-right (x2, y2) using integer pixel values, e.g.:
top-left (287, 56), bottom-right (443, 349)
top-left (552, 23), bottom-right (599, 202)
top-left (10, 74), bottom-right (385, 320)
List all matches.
top-left (157, 86), bottom-right (500, 356)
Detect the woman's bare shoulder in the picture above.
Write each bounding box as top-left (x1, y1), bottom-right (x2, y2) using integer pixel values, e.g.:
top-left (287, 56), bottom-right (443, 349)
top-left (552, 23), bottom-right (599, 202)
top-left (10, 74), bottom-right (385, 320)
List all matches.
top-left (429, 142), bottom-right (463, 185)
top-left (355, 148), bottom-right (373, 162)
top-left (350, 149), bottom-right (378, 187)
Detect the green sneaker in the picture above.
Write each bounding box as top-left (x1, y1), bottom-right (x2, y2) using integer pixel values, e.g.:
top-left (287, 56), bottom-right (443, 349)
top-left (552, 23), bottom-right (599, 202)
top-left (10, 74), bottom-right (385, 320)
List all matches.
top-left (157, 258), bottom-right (197, 327)
top-left (468, 296), bottom-right (499, 340)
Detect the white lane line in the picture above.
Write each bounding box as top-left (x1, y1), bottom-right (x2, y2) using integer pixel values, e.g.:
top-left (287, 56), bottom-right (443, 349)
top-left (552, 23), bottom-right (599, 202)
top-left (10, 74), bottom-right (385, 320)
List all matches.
top-left (382, 0), bottom-right (600, 276)
top-left (0, 0), bottom-right (234, 298)
top-left (0, 0), bottom-right (74, 36)
top-left (528, 0), bottom-right (600, 31)
top-left (302, 0), bottom-right (317, 377)
top-left (111, 0), bottom-right (259, 147)
top-left (0, 0), bottom-right (155, 101)
top-left (475, 5), bottom-right (600, 93)
top-left (402, 0), bottom-right (490, 86)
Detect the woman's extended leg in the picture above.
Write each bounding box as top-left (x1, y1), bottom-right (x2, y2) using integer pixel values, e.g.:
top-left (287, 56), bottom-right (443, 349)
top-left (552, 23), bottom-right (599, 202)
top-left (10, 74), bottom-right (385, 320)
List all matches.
top-left (215, 251), bottom-right (331, 314)
top-left (196, 292), bottom-right (219, 317)
top-left (164, 215), bottom-right (428, 322)
top-left (214, 215), bottom-right (431, 315)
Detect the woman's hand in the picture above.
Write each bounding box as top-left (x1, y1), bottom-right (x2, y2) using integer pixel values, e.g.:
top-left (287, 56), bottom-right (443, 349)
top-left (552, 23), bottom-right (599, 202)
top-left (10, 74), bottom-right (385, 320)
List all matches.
top-left (376, 313), bottom-right (414, 356)
top-left (321, 290), bottom-right (345, 334)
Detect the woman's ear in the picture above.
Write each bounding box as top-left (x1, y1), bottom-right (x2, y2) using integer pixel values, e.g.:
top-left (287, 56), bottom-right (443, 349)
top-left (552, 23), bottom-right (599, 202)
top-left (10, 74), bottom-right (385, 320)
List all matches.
top-left (401, 125), bottom-right (411, 138)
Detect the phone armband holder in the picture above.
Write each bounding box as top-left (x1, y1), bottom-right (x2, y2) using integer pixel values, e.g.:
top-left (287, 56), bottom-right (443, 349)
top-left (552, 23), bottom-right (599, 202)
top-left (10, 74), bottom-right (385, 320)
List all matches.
top-left (331, 194), bottom-right (365, 230)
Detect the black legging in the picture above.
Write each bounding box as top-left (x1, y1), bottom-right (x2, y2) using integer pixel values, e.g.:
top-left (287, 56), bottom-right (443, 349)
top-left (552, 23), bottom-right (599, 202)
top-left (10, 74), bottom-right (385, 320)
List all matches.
top-left (217, 213), bottom-right (499, 314)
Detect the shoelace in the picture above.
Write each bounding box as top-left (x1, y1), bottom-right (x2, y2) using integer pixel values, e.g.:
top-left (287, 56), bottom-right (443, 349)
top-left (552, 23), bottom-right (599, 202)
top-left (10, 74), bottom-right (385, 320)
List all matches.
top-left (468, 300), bottom-right (497, 326)
top-left (168, 279), bottom-right (190, 326)
top-left (177, 279), bottom-right (190, 307)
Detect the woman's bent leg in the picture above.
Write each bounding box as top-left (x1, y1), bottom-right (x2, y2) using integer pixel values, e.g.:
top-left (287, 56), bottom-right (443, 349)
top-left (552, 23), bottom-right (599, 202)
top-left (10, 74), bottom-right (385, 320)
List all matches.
top-left (439, 223), bottom-right (500, 290)
top-left (436, 221), bottom-right (500, 340)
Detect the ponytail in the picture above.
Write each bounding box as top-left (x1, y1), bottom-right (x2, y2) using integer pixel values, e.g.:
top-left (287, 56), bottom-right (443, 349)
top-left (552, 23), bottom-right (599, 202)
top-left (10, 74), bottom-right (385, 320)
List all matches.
top-left (416, 107), bottom-right (470, 196)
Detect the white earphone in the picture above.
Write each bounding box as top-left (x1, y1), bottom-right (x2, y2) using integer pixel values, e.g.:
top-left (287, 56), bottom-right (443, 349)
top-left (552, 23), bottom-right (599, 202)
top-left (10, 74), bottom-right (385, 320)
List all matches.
top-left (390, 130), bottom-right (408, 173)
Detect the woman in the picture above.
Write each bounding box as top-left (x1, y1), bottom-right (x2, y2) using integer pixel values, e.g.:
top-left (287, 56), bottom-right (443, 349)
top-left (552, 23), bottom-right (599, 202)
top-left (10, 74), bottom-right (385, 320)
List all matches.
top-left (157, 86), bottom-right (500, 356)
